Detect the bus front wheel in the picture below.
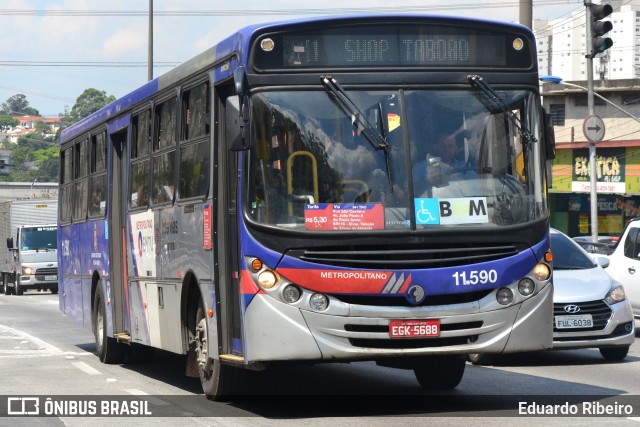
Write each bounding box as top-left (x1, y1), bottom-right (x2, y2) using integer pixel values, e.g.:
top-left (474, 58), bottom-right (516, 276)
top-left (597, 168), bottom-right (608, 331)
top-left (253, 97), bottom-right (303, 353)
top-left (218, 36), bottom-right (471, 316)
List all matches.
top-left (93, 284), bottom-right (126, 364)
top-left (413, 356), bottom-right (466, 390)
top-left (194, 301), bottom-right (236, 401)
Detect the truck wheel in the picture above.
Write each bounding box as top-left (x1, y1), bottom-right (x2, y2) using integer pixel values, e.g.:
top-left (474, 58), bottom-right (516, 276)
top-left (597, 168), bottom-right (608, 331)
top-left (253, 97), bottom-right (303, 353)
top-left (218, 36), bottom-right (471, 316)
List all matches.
top-left (413, 356), bottom-right (466, 389)
top-left (93, 284), bottom-right (126, 364)
top-left (51, 286), bottom-right (58, 295)
top-left (15, 280), bottom-right (23, 296)
top-left (193, 299), bottom-right (237, 401)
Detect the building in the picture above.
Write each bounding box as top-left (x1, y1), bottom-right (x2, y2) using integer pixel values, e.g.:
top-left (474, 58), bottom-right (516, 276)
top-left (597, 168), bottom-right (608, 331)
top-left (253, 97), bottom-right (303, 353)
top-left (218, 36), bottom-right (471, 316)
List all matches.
top-left (0, 115), bottom-right (61, 144)
top-left (540, 78), bottom-right (640, 237)
top-left (534, 0), bottom-right (640, 81)
top-left (0, 182), bottom-right (58, 202)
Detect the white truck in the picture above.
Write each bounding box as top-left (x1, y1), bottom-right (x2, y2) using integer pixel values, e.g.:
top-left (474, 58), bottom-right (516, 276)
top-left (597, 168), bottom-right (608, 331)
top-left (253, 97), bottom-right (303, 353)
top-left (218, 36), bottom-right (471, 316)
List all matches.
top-left (0, 200), bottom-right (58, 295)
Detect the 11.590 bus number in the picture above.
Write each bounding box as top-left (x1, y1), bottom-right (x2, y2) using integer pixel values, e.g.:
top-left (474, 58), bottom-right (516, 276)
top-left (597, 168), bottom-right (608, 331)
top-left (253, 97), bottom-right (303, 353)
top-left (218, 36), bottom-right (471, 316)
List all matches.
top-left (452, 269), bottom-right (498, 286)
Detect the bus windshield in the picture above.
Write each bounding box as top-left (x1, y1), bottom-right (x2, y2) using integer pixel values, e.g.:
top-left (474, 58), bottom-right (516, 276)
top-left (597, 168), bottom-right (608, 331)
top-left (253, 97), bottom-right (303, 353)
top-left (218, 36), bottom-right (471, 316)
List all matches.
top-left (246, 87), bottom-right (547, 231)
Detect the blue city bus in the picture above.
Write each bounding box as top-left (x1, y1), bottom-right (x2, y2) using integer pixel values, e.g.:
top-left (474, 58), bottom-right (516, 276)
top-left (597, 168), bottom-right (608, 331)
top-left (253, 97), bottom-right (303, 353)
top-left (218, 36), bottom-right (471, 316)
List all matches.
top-left (58, 14), bottom-right (556, 400)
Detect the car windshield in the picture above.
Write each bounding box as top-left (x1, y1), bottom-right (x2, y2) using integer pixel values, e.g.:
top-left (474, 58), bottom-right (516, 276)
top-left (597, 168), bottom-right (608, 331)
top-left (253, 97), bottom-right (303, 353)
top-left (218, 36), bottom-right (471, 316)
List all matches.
top-left (246, 88), bottom-right (547, 231)
top-left (21, 226), bottom-right (57, 250)
top-left (551, 232), bottom-right (596, 270)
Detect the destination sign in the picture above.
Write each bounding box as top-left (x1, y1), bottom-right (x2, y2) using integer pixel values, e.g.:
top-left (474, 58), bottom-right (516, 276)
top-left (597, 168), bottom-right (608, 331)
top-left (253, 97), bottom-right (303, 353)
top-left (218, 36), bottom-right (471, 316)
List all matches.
top-left (252, 24), bottom-right (532, 70)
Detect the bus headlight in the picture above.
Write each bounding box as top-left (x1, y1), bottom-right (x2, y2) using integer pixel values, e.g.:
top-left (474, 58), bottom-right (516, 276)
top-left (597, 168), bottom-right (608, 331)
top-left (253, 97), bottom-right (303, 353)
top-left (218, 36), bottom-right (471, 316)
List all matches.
top-left (496, 288), bottom-right (514, 305)
top-left (282, 285), bottom-right (302, 303)
top-left (22, 266), bottom-right (33, 275)
top-left (309, 293), bottom-right (329, 311)
top-left (532, 263), bottom-right (551, 281)
top-left (257, 270), bottom-right (278, 289)
top-left (517, 278), bottom-right (535, 296)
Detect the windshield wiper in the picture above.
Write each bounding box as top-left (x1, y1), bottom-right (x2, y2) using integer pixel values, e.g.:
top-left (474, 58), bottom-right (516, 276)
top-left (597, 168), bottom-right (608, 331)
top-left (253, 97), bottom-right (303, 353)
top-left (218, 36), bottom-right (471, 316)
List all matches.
top-left (321, 75), bottom-right (394, 192)
top-left (467, 74), bottom-right (537, 146)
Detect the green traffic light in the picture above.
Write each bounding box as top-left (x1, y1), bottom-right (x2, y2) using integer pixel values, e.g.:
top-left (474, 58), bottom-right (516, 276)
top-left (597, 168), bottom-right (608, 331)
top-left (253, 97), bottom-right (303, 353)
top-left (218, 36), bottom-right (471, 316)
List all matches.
top-left (589, 3), bottom-right (614, 56)
top-left (593, 37), bottom-right (613, 54)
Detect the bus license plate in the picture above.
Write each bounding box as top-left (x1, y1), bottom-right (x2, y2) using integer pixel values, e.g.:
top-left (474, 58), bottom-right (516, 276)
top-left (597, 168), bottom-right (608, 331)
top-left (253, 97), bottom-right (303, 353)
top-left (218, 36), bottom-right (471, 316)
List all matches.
top-left (44, 275), bottom-right (57, 281)
top-left (555, 314), bottom-right (593, 329)
top-left (389, 319), bottom-right (440, 338)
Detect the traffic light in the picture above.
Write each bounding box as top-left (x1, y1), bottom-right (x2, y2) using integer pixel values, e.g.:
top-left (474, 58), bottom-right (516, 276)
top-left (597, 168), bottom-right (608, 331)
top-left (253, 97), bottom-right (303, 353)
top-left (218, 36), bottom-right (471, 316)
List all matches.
top-left (589, 3), bottom-right (613, 57)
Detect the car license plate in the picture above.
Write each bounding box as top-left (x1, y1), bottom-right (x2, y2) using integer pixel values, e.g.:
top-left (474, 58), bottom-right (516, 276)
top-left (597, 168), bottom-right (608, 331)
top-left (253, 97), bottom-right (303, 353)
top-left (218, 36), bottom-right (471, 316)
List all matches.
top-left (44, 275), bottom-right (57, 281)
top-left (555, 314), bottom-right (593, 329)
top-left (389, 319), bottom-right (440, 338)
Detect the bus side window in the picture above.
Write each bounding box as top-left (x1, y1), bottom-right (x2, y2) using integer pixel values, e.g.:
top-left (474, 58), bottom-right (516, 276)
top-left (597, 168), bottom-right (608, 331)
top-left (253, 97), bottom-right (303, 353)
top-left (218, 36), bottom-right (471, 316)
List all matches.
top-left (153, 98), bottom-right (177, 205)
top-left (73, 138), bottom-right (89, 222)
top-left (131, 110), bottom-right (151, 209)
top-left (89, 130), bottom-right (107, 217)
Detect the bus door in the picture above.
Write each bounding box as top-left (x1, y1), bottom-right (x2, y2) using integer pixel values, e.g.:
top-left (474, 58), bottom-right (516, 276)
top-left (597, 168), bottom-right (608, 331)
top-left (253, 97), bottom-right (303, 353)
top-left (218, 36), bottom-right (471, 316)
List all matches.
top-left (214, 86), bottom-right (244, 362)
top-left (107, 118), bottom-right (131, 341)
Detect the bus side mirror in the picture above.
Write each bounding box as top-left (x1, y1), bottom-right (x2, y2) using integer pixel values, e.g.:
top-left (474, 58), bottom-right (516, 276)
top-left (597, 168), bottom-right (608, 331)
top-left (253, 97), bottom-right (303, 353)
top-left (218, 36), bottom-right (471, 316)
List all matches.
top-left (543, 110), bottom-right (556, 160)
top-left (227, 95), bottom-right (248, 151)
top-left (6, 237), bottom-right (13, 249)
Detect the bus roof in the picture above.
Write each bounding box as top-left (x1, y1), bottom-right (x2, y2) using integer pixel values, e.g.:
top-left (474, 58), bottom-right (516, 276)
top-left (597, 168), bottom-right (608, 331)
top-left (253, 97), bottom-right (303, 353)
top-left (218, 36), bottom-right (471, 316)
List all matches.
top-left (60, 13), bottom-right (533, 143)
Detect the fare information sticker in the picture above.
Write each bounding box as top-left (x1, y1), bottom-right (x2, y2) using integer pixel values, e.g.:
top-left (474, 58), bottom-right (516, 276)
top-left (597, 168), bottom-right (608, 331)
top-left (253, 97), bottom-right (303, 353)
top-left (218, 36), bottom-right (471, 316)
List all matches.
top-left (304, 203), bottom-right (384, 231)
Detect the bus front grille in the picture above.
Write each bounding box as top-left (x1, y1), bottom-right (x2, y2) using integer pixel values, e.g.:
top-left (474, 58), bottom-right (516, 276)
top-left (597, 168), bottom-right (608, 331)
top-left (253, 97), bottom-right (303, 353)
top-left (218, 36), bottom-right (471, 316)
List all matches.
top-left (349, 336), bottom-right (471, 349)
top-left (287, 243), bottom-right (520, 269)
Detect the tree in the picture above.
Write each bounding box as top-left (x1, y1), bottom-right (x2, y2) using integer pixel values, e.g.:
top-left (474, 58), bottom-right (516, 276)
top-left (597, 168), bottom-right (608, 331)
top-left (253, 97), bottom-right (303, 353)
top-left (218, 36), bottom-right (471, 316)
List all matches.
top-left (0, 114), bottom-right (19, 131)
top-left (69, 88), bottom-right (116, 122)
top-left (1, 94), bottom-right (39, 116)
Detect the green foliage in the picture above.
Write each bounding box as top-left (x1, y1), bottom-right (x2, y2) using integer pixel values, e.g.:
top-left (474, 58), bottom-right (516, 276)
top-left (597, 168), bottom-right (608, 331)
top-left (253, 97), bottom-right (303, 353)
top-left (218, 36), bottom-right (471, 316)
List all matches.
top-left (0, 89), bottom-right (114, 182)
top-left (69, 88), bottom-right (116, 122)
top-left (1, 94), bottom-right (39, 116)
top-left (0, 114), bottom-right (19, 131)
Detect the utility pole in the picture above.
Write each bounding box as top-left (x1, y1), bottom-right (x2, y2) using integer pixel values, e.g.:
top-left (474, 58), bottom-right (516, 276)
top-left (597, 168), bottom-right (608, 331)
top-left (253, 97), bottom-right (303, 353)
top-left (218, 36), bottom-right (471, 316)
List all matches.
top-left (519, 0), bottom-right (532, 29)
top-left (584, 1), bottom-right (613, 243)
top-left (585, 2), bottom-right (598, 244)
top-left (148, 0), bottom-right (153, 81)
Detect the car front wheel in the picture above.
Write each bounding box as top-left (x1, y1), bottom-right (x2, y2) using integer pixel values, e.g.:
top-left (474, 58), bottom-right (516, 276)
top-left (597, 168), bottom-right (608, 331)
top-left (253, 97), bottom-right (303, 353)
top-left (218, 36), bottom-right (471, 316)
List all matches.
top-left (599, 346), bottom-right (629, 361)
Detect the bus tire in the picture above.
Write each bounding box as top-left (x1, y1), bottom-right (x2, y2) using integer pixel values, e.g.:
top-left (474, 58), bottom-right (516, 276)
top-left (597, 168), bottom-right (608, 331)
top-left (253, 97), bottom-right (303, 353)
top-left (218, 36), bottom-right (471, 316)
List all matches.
top-left (194, 301), bottom-right (236, 401)
top-left (413, 356), bottom-right (466, 390)
top-left (93, 284), bottom-right (126, 364)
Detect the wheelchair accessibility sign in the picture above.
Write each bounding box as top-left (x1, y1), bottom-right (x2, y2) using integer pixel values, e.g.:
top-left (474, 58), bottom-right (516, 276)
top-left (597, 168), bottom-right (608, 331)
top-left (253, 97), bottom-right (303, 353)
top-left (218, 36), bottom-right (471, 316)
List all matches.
top-left (414, 197), bottom-right (488, 225)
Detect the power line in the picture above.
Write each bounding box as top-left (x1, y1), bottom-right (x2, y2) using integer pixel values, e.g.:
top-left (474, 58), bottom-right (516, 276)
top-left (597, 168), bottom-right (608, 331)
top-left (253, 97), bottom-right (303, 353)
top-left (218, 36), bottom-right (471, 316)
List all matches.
top-left (0, 2), bottom-right (576, 17)
top-left (0, 61), bottom-right (179, 68)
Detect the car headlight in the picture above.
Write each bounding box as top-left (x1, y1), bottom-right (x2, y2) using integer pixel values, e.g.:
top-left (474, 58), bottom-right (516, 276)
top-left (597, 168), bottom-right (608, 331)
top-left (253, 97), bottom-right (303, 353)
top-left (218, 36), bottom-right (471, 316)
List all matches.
top-left (605, 284), bottom-right (626, 305)
top-left (22, 266), bottom-right (33, 275)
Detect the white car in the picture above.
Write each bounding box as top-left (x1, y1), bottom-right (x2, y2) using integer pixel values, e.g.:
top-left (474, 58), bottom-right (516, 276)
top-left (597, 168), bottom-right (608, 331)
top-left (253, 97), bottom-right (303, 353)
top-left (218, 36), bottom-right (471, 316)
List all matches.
top-left (549, 228), bottom-right (634, 360)
top-left (469, 228), bottom-right (634, 363)
top-left (603, 218), bottom-right (640, 320)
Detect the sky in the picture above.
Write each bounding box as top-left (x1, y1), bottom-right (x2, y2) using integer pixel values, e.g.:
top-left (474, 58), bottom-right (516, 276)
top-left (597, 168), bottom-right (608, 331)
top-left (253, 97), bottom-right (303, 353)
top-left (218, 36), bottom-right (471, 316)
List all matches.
top-left (0, 0), bottom-right (585, 117)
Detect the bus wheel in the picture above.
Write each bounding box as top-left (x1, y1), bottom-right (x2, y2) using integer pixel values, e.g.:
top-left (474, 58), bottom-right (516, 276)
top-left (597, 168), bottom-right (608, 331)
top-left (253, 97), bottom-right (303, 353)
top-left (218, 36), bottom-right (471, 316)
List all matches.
top-left (93, 284), bottom-right (126, 364)
top-left (194, 301), bottom-right (236, 401)
top-left (0, 275), bottom-right (7, 295)
top-left (413, 356), bottom-right (466, 390)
